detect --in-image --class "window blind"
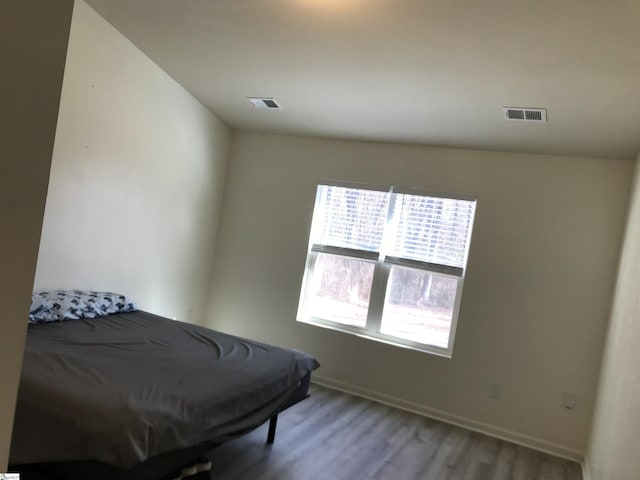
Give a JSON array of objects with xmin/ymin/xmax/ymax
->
[
  {"xmin": 315, "ymin": 185, "xmax": 389, "ymax": 252},
  {"xmin": 390, "ymin": 194, "xmax": 475, "ymax": 268}
]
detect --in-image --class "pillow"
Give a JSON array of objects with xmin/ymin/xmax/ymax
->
[
  {"xmin": 28, "ymin": 290, "xmax": 138, "ymax": 324},
  {"xmin": 29, "ymin": 293, "xmax": 58, "ymax": 323}
]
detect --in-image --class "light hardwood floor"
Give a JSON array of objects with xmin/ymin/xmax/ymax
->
[{"xmin": 211, "ymin": 384, "xmax": 582, "ymax": 480}]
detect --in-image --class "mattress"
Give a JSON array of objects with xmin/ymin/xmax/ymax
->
[{"xmin": 10, "ymin": 311, "xmax": 319, "ymax": 470}]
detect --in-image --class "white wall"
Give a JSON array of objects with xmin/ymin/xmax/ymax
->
[
  {"xmin": 206, "ymin": 131, "xmax": 633, "ymax": 458},
  {"xmin": 586, "ymin": 152, "xmax": 640, "ymax": 480},
  {"xmin": 34, "ymin": 0, "xmax": 230, "ymax": 324},
  {"xmin": 0, "ymin": 0, "xmax": 73, "ymax": 469}
]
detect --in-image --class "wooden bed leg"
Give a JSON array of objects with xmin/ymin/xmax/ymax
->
[{"xmin": 267, "ymin": 414, "xmax": 278, "ymax": 444}]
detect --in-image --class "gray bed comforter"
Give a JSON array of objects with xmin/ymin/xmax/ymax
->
[{"xmin": 10, "ymin": 311, "xmax": 319, "ymax": 469}]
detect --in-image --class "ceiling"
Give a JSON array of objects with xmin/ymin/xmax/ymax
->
[{"xmin": 86, "ymin": 0, "xmax": 640, "ymax": 160}]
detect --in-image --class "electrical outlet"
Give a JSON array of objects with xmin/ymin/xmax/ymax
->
[
  {"xmin": 489, "ymin": 384, "xmax": 501, "ymax": 400},
  {"xmin": 562, "ymin": 393, "xmax": 577, "ymax": 410},
  {"xmin": 187, "ymin": 309, "xmax": 193, "ymax": 322}
]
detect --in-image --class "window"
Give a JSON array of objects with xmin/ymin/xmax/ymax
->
[{"xmin": 297, "ymin": 181, "xmax": 476, "ymax": 356}]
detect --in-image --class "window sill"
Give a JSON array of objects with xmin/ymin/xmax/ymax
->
[{"xmin": 297, "ymin": 316, "xmax": 453, "ymax": 358}]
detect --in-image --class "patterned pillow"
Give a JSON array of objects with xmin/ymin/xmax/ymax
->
[
  {"xmin": 29, "ymin": 294, "xmax": 58, "ymax": 323},
  {"xmin": 29, "ymin": 290, "xmax": 138, "ymax": 324}
]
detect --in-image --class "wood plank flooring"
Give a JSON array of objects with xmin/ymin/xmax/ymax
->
[{"xmin": 211, "ymin": 385, "xmax": 582, "ymax": 480}]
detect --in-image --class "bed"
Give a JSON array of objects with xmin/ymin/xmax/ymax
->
[{"xmin": 10, "ymin": 291, "xmax": 319, "ymax": 480}]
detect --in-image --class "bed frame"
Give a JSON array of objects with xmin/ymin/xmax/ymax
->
[{"xmin": 13, "ymin": 373, "xmax": 312, "ymax": 480}]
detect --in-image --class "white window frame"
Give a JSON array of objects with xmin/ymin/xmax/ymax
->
[{"xmin": 297, "ymin": 180, "xmax": 476, "ymax": 357}]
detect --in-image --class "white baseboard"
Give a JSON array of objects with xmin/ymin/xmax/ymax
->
[{"xmin": 312, "ymin": 374, "xmax": 584, "ymax": 464}]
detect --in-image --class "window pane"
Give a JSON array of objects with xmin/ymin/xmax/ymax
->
[
  {"xmin": 315, "ymin": 185, "xmax": 389, "ymax": 252},
  {"xmin": 306, "ymin": 253, "xmax": 374, "ymax": 328},
  {"xmin": 380, "ymin": 266, "xmax": 458, "ymax": 348},
  {"xmin": 391, "ymin": 194, "xmax": 475, "ymax": 268}
]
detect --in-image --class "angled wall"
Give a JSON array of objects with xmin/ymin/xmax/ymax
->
[
  {"xmin": 0, "ymin": 0, "xmax": 73, "ymax": 469},
  {"xmin": 586, "ymin": 152, "xmax": 640, "ymax": 480},
  {"xmin": 34, "ymin": 1, "xmax": 231, "ymax": 324}
]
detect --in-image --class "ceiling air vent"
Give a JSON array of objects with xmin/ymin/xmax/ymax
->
[
  {"xmin": 503, "ymin": 107, "xmax": 547, "ymax": 122},
  {"xmin": 247, "ymin": 97, "xmax": 282, "ymax": 109}
]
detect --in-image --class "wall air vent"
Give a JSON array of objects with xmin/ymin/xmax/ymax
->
[
  {"xmin": 503, "ymin": 107, "xmax": 547, "ymax": 122},
  {"xmin": 247, "ymin": 97, "xmax": 282, "ymax": 109}
]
